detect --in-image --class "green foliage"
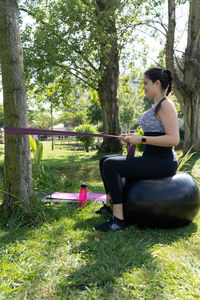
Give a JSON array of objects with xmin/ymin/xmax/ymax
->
[
  {"xmin": 29, "ymin": 135, "xmax": 37, "ymax": 153},
  {"xmin": 119, "ymin": 99, "xmax": 135, "ymax": 128},
  {"xmin": 0, "ymin": 143, "xmax": 200, "ymax": 299},
  {"xmin": 58, "ymin": 103, "xmax": 87, "ymax": 128},
  {"xmin": 20, "ymin": 0, "xmax": 166, "ymax": 152},
  {"xmin": 170, "ymin": 94, "xmax": 184, "ymax": 119},
  {"xmin": 28, "ymin": 109, "xmax": 52, "ymax": 128},
  {"xmin": 71, "ymin": 110, "xmax": 87, "ymax": 127},
  {"xmin": 87, "ymin": 102, "xmax": 102, "ymax": 125},
  {"xmin": 0, "ymin": 105, "xmax": 4, "ymax": 127},
  {"xmin": 21, "ymin": 0, "xmax": 154, "ymax": 103},
  {"xmin": 118, "ymin": 75, "xmax": 145, "ymax": 130},
  {"xmin": 29, "ymin": 136, "xmax": 46, "ymax": 190},
  {"xmin": 29, "ymin": 136, "xmax": 43, "ymax": 166},
  {"xmin": 156, "ymin": 49, "xmax": 165, "ymax": 67},
  {"xmin": 136, "ymin": 126, "xmax": 145, "ymax": 152},
  {"xmin": 74, "ymin": 124, "xmax": 97, "ymax": 152},
  {"xmin": 86, "ymin": 89, "xmax": 102, "ymax": 126},
  {"xmin": 97, "ymin": 122, "xmax": 104, "ymax": 133},
  {"xmin": 177, "ymin": 146, "xmax": 195, "ymax": 172},
  {"xmin": 0, "ymin": 139, "xmax": 46, "ymax": 225},
  {"xmin": 143, "ymin": 97, "xmax": 154, "ymax": 111}
]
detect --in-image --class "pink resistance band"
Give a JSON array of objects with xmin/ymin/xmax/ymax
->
[{"xmin": 4, "ymin": 126, "xmax": 135, "ymax": 156}]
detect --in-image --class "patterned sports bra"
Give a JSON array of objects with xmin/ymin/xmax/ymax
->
[
  {"xmin": 138, "ymin": 97, "xmax": 177, "ymax": 161},
  {"xmin": 139, "ymin": 98, "xmax": 165, "ymax": 133}
]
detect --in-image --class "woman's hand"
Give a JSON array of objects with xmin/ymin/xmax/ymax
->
[{"xmin": 120, "ymin": 133, "xmax": 141, "ymax": 145}]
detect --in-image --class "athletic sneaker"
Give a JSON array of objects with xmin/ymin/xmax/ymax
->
[
  {"xmin": 95, "ymin": 204, "xmax": 112, "ymax": 216},
  {"xmin": 93, "ymin": 216, "xmax": 126, "ymax": 232}
]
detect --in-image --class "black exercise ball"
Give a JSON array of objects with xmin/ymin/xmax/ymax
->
[{"xmin": 123, "ymin": 172, "xmax": 200, "ymax": 228}]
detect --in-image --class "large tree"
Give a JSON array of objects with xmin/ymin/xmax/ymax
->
[
  {"xmin": 20, "ymin": 0, "xmax": 148, "ymax": 153},
  {"xmin": 0, "ymin": 0, "xmax": 33, "ymax": 214},
  {"xmin": 166, "ymin": 0, "xmax": 200, "ymax": 153}
]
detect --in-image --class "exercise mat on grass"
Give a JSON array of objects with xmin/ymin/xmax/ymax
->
[{"xmin": 43, "ymin": 192, "xmax": 106, "ymax": 203}]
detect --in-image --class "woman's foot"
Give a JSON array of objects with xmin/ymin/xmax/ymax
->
[
  {"xmin": 93, "ymin": 216, "xmax": 126, "ymax": 232},
  {"xmin": 95, "ymin": 204, "xmax": 112, "ymax": 216}
]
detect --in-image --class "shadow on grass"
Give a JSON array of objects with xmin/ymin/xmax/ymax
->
[
  {"xmin": 0, "ymin": 199, "xmax": 198, "ymax": 298},
  {"xmin": 55, "ymin": 212, "xmax": 198, "ymax": 297},
  {"xmin": 40, "ymin": 155, "xmax": 104, "ymax": 185},
  {"xmin": 0, "ymin": 202, "xmax": 79, "ymax": 248}
]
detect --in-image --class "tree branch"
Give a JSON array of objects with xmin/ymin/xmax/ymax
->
[
  {"xmin": 74, "ymin": 48, "xmax": 99, "ymax": 72},
  {"xmin": 65, "ymin": 68, "xmax": 97, "ymax": 89},
  {"xmin": 174, "ymin": 54, "xmax": 184, "ymax": 74}
]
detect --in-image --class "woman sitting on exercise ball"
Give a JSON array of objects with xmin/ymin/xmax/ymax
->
[{"xmin": 93, "ymin": 67, "xmax": 180, "ymax": 232}]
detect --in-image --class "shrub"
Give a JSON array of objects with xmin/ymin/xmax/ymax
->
[
  {"xmin": 136, "ymin": 126, "xmax": 145, "ymax": 152},
  {"xmin": 74, "ymin": 124, "xmax": 97, "ymax": 152}
]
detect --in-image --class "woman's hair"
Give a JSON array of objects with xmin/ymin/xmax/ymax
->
[{"xmin": 144, "ymin": 68, "xmax": 173, "ymax": 115}]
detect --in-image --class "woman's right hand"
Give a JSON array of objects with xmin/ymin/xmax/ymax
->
[{"xmin": 119, "ymin": 133, "xmax": 133, "ymax": 142}]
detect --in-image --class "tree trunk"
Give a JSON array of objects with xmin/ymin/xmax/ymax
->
[
  {"xmin": 182, "ymin": 93, "xmax": 200, "ymax": 152},
  {"xmin": 96, "ymin": 0, "xmax": 122, "ymax": 153},
  {"xmin": 0, "ymin": 0, "xmax": 33, "ymax": 214},
  {"xmin": 50, "ymin": 102, "xmax": 54, "ymax": 151},
  {"xmin": 166, "ymin": 0, "xmax": 175, "ymax": 70},
  {"xmin": 167, "ymin": 0, "xmax": 200, "ymax": 153},
  {"xmin": 97, "ymin": 60, "xmax": 122, "ymax": 152}
]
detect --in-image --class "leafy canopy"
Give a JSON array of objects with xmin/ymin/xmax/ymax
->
[{"xmin": 21, "ymin": 0, "xmax": 153, "ymax": 103}]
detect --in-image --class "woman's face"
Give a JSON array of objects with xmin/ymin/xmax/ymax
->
[{"xmin": 143, "ymin": 76, "xmax": 158, "ymax": 99}]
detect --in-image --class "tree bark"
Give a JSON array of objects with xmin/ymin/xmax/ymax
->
[
  {"xmin": 96, "ymin": 0, "xmax": 122, "ymax": 153},
  {"xmin": 167, "ymin": 0, "xmax": 200, "ymax": 153},
  {"xmin": 50, "ymin": 102, "xmax": 54, "ymax": 151},
  {"xmin": 166, "ymin": 0, "xmax": 175, "ymax": 70},
  {"xmin": 0, "ymin": 0, "xmax": 33, "ymax": 214},
  {"xmin": 182, "ymin": 93, "xmax": 200, "ymax": 152}
]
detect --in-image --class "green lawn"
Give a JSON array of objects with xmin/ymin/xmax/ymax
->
[{"xmin": 0, "ymin": 142, "xmax": 200, "ymax": 299}]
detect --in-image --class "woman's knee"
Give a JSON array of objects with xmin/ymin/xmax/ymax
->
[
  {"xmin": 99, "ymin": 155, "xmax": 118, "ymax": 169},
  {"xmin": 103, "ymin": 158, "xmax": 114, "ymax": 173},
  {"xmin": 100, "ymin": 156, "xmax": 109, "ymax": 169}
]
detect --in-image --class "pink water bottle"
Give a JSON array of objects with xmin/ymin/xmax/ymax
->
[{"xmin": 79, "ymin": 183, "xmax": 87, "ymax": 207}]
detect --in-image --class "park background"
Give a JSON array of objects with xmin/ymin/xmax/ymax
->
[{"xmin": 0, "ymin": 0, "xmax": 200, "ymax": 299}]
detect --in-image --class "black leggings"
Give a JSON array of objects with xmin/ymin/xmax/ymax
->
[{"xmin": 100, "ymin": 155, "xmax": 178, "ymax": 204}]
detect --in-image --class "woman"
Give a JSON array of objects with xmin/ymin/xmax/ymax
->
[{"xmin": 93, "ymin": 68, "xmax": 180, "ymax": 232}]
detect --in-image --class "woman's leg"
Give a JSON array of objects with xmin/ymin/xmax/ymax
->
[
  {"xmin": 93, "ymin": 156, "xmax": 178, "ymax": 231},
  {"xmin": 96, "ymin": 155, "xmax": 121, "ymax": 215},
  {"xmin": 99, "ymin": 154, "xmax": 121, "ymax": 197},
  {"xmin": 103, "ymin": 155, "xmax": 178, "ymax": 206},
  {"xmin": 113, "ymin": 204, "xmax": 124, "ymax": 220}
]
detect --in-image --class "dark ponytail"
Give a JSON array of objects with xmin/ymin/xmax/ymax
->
[
  {"xmin": 144, "ymin": 68, "xmax": 173, "ymax": 114},
  {"xmin": 154, "ymin": 97, "xmax": 166, "ymax": 115},
  {"xmin": 164, "ymin": 70, "xmax": 173, "ymax": 96}
]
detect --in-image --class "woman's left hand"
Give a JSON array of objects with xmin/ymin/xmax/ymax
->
[{"xmin": 120, "ymin": 133, "xmax": 141, "ymax": 145}]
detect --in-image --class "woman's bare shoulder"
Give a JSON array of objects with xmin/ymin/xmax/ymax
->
[{"xmin": 162, "ymin": 98, "xmax": 177, "ymax": 112}]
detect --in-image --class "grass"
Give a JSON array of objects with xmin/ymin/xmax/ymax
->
[{"xmin": 0, "ymin": 142, "xmax": 200, "ymax": 299}]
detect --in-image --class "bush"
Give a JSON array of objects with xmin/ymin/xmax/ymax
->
[
  {"xmin": 74, "ymin": 124, "xmax": 97, "ymax": 152},
  {"xmin": 97, "ymin": 122, "xmax": 104, "ymax": 133},
  {"xmin": 136, "ymin": 126, "xmax": 145, "ymax": 152}
]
